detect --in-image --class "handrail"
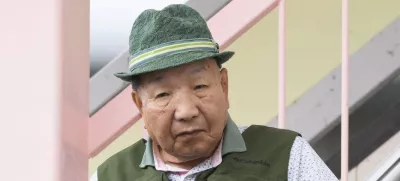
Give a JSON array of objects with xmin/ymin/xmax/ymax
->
[{"xmin": 367, "ymin": 147, "xmax": 400, "ymax": 181}]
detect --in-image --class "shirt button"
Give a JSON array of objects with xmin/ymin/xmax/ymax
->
[{"xmin": 185, "ymin": 175, "xmax": 193, "ymax": 181}]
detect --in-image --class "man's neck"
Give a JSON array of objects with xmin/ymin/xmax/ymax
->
[
  {"xmin": 160, "ymin": 154, "xmax": 208, "ymax": 170},
  {"xmin": 157, "ymin": 143, "xmax": 220, "ymax": 170}
]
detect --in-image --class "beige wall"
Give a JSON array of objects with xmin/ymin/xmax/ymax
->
[{"xmin": 89, "ymin": 0, "xmax": 400, "ymax": 177}]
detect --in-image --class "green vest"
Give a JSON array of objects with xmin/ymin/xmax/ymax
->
[{"xmin": 98, "ymin": 125, "xmax": 299, "ymax": 181}]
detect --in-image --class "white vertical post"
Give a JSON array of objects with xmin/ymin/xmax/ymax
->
[
  {"xmin": 278, "ymin": 0, "xmax": 286, "ymax": 129},
  {"xmin": 341, "ymin": 0, "xmax": 349, "ymax": 180},
  {"xmin": 0, "ymin": 0, "xmax": 89, "ymax": 180}
]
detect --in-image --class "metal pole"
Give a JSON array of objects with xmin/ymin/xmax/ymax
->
[
  {"xmin": 341, "ymin": 0, "xmax": 349, "ymax": 179},
  {"xmin": 278, "ymin": 0, "xmax": 286, "ymax": 129}
]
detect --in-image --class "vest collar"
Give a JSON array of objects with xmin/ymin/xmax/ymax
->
[{"xmin": 139, "ymin": 115, "xmax": 247, "ymax": 168}]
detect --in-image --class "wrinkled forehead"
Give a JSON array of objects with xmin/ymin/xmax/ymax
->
[{"xmin": 139, "ymin": 58, "xmax": 219, "ymax": 84}]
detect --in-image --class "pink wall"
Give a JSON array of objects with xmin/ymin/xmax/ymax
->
[{"xmin": 0, "ymin": 0, "xmax": 89, "ymax": 180}]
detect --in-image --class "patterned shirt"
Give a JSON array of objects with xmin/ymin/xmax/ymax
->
[{"xmin": 90, "ymin": 122, "xmax": 338, "ymax": 181}]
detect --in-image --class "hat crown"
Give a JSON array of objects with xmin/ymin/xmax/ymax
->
[
  {"xmin": 113, "ymin": 4, "xmax": 234, "ymax": 82},
  {"xmin": 129, "ymin": 4, "xmax": 214, "ymax": 55}
]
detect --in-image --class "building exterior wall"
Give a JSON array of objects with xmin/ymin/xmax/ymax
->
[{"xmin": 89, "ymin": 0, "xmax": 400, "ymax": 177}]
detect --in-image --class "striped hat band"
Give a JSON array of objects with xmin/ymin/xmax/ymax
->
[{"xmin": 129, "ymin": 38, "xmax": 219, "ymax": 71}]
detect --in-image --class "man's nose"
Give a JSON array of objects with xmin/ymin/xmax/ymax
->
[{"xmin": 173, "ymin": 94, "xmax": 199, "ymax": 121}]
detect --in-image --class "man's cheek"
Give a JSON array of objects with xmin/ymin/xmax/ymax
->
[{"xmin": 153, "ymin": 123, "xmax": 172, "ymax": 140}]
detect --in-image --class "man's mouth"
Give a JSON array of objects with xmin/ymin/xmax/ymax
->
[{"xmin": 176, "ymin": 129, "xmax": 203, "ymax": 137}]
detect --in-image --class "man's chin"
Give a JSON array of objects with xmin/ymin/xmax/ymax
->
[
  {"xmin": 173, "ymin": 144, "xmax": 215, "ymax": 159},
  {"xmin": 171, "ymin": 136, "xmax": 220, "ymax": 159}
]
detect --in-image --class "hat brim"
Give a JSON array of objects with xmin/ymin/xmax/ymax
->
[{"xmin": 114, "ymin": 51, "xmax": 235, "ymax": 82}]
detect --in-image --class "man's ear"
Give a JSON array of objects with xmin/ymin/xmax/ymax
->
[
  {"xmin": 220, "ymin": 68, "xmax": 229, "ymax": 108},
  {"xmin": 131, "ymin": 91, "xmax": 143, "ymax": 114}
]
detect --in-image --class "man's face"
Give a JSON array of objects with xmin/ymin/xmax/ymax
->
[{"xmin": 131, "ymin": 58, "xmax": 229, "ymax": 161}]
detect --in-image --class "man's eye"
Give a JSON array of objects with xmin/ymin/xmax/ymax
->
[
  {"xmin": 194, "ymin": 85, "xmax": 207, "ymax": 90},
  {"xmin": 156, "ymin": 92, "xmax": 170, "ymax": 98}
]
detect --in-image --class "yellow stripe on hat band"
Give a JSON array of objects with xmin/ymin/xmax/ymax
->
[{"xmin": 129, "ymin": 40, "xmax": 218, "ymax": 69}]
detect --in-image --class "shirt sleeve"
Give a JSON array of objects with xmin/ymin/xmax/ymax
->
[
  {"xmin": 89, "ymin": 170, "xmax": 98, "ymax": 181},
  {"xmin": 288, "ymin": 136, "xmax": 338, "ymax": 181}
]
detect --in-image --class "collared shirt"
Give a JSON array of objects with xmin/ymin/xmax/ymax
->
[{"xmin": 90, "ymin": 119, "xmax": 338, "ymax": 181}]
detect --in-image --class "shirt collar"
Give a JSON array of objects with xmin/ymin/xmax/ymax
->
[
  {"xmin": 221, "ymin": 116, "xmax": 247, "ymax": 155},
  {"xmin": 139, "ymin": 115, "xmax": 247, "ymax": 168}
]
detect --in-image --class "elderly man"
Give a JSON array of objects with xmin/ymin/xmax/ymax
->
[{"xmin": 91, "ymin": 4, "xmax": 338, "ymax": 181}]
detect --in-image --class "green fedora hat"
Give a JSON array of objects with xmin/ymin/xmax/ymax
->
[{"xmin": 114, "ymin": 4, "xmax": 235, "ymax": 82}]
